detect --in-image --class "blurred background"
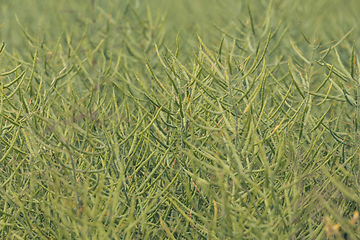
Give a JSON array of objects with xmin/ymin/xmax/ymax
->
[{"xmin": 1, "ymin": 0, "xmax": 359, "ymax": 51}]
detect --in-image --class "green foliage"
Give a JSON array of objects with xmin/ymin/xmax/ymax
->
[{"xmin": 1, "ymin": 0, "xmax": 360, "ymax": 239}]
